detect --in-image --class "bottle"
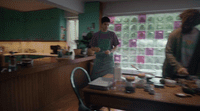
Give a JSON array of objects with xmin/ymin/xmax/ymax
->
[
  {"xmin": 58, "ymin": 49, "xmax": 63, "ymax": 58},
  {"xmin": 114, "ymin": 62, "xmax": 121, "ymax": 82},
  {"xmin": 113, "ymin": 62, "xmax": 122, "ymax": 90}
]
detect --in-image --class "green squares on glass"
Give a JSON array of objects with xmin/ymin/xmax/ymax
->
[
  {"xmin": 130, "ymin": 32, "xmax": 137, "ymax": 39},
  {"xmin": 122, "ymin": 40, "xmax": 129, "ymax": 47},
  {"xmin": 122, "ymin": 16, "xmax": 130, "ymax": 24},
  {"xmin": 130, "ymin": 16, "xmax": 138, "ymax": 23},
  {"xmin": 147, "ymin": 31, "xmax": 155, "ymax": 39},
  {"xmin": 137, "ymin": 48, "xmax": 145, "ymax": 55},
  {"xmin": 146, "ymin": 56, "xmax": 154, "ymax": 63},
  {"xmin": 138, "ymin": 23, "xmax": 146, "ymax": 31},
  {"xmin": 122, "ymin": 55, "xmax": 129, "ymax": 62},
  {"xmin": 115, "ymin": 17, "xmax": 122, "ymax": 24},
  {"xmin": 130, "ymin": 48, "xmax": 137, "ymax": 55},
  {"xmin": 109, "ymin": 24, "xmax": 114, "ymax": 31},
  {"xmin": 122, "ymin": 63, "xmax": 129, "ymax": 68},
  {"xmin": 123, "ymin": 24, "xmax": 129, "ymax": 31},
  {"xmin": 137, "ymin": 64, "xmax": 145, "ymax": 70},
  {"xmin": 145, "ymin": 64, "xmax": 154, "ymax": 69},
  {"xmin": 156, "ymin": 14, "xmax": 165, "ymax": 23},
  {"xmin": 115, "ymin": 32, "xmax": 121, "ymax": 38},
  {"xmin": 147, "ymin": 23, "xmax": 154, "ymax": 30},
  {"xmin": 165, "ymin": 14, "xmax": 174, "ymax": 22},
  {"xmin": 130, "ymin": 24, "xmax": 137, "ymax": 31},
  {"xmin": 147, "ymin": 14, "xmax": 155, "ymax": 23},
  {"xmin": 164, "ymin": 30, "xmax": 172, "ymax": 39},
  {"xmin": 156, "ymin": 23, "xmax": 164, "ymax": 30},
  {"xmin": 165, "ymin": 23, "xmax": 173, "ymax": 30},
  {"xmin": 123, "ymin": 31, "xmax": 129, "ymax": 39}
]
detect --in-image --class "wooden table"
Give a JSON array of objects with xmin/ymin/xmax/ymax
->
[{"xmin": 83, "ymin": 74, "xmax": 200, "ymax": 111}]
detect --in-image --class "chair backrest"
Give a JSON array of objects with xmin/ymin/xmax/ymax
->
[{"xmin": 70, "ymin": 67, "xmax": 91, "ymax": 105}]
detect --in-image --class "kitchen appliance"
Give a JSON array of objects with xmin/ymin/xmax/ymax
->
[
  {"xmin": 50, "ymin": 45, "xmax": 61, "ymax": 54},
  {"xmin": 8, "ymin": 51, "xmax": 18, "ymax": 72},
  {"xmin": 0, "ymin": 46, "xmax": 3, "ymax": 53},
  {"xmin": 9, "ymin": 55, "xmax": 16, "ymax": 72},
  {"xmin": 0, "ymin": 54, "xmax": 5, "ymax": 69},
  {"xmin": 21, "ymin": 58, "xmax": 33, "ymax": 66}
]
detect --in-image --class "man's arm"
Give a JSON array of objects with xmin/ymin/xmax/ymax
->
[
  {"xmin": 165, "ymin": 31, "xmax": 187, "ymax": 74},
  {"xmin": 110, "ymin": 46, "xmax": 118, "ymax": 53},
  {"xmin": 104, "ymin": 46, "xmax": 117, "ymax": 55}
]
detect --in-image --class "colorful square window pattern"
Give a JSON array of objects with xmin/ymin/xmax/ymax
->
[{"xmin": 110, "ymin": 12, "xmax": 181, "ymax": 71}]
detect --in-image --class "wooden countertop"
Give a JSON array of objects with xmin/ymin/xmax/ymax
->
[
  {"xmin": 83, "ymin": 74, "xmax": 200, "ymax": 109},
  {"xmin": 0, "ymin": 55, "xmax": 95, "ymax": 82},
  {"xmin": 3, "ymin": 53, "xmax": 58, "ymax": 57}
]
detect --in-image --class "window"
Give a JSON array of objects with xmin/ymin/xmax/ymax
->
[
  {"xmin": 67, "ymin": 19, "xmax": 79, "ymax": 51},
  {"xmin": 109, "ymin": 12, "xmax": 184, "ymax": 77}
]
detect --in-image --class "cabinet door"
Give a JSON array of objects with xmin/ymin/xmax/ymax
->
[
  {"xmin": 0, "ymin": 19, "xmax": 5, "ymax": 40},
  {"xmin": 40, "ymin": 19, "xmax": 60, "ymax": 40},
  {"xmin": 3, "ymin": 20, "xmax": 24, "ymax": 40},
  {"xmin": 25, "ymin": 19, "xmax": 60, "ymax": 41}
]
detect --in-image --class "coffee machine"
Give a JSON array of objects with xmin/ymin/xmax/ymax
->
[{"xmin": 50, "ymin": 45, "xmax": 61, "ymax": 54}]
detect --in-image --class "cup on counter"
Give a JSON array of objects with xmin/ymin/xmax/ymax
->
[{"xmin": 82, "ymin": 48, "xmax": 88, "ymax": 55}]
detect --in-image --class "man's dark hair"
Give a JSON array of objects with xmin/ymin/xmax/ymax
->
[
  {"xmin": 180, "ymin": 9, "xmax": 200, "ymax": 34},
  {"xmin": 101, "ymin": 17, "xmax": 110, "ymax": 24}
]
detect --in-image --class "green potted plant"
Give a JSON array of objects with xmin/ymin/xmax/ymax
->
[{"xmin": 74, "ymin": 31, "xmax": 94, "ymax": 55}]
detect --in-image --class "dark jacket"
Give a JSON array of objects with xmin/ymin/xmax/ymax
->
[{"xmin": 162, "ymin": 28, "xmax": 200, "ymax": 79}]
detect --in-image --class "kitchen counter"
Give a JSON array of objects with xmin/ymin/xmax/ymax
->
[
  {"xmin": 0, "ymin": 55, "xmax": 95, "ymax": 81},
  {"xmin": 0, "ymin": 55, "xmax": 95, "ymax": 111},
  {"xmin": 3, "ymin": 53, "xmax": 58, "ymax": 57}
]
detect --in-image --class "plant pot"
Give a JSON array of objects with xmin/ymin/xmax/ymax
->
[
  {"xmin": 74, "ymin": 49, "xmax": 82, "ymax": 55},
  {"xmin": 87, "ymin": 48, "xmax": 95, "ymax": 56}
]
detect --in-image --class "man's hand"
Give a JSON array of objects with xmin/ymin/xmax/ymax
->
[
  {"xmin": 177, "ymin": 68, "xmax": 189, "ymax": 75},
  {"xmin": 105, "ymin": 50, "xmax": 111, "ymax": 55}
]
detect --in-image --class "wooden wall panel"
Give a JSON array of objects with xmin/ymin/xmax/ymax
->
[{"xmin": 0, "ymin": 60, "xmax": 92, "ymax": 111}]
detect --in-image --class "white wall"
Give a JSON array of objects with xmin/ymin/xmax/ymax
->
[
  {"xmin": 39, "ymin": 0, "xmax": 84, "ymax": 14},
  {"xmin": 103, "ymin": 0, "xmax": 200, "ymax": 16}
]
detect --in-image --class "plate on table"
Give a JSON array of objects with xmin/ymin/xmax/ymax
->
[
  {"xmin": 176, "ymin": 74, "xmax": 189, "ymax": 78},
  {"xmin": 175, "ymin": 93, "xmax": 192, "ymax": 97}
]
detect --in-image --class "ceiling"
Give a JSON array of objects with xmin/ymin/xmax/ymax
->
[
  {"xmin": 0, "ymin": 0, "xmax": 55, "ymax": 12},
  {"xmin": 0, "ymin": 0, "xmax": 134, "ymax": 17},
  {"xmin": 83, "ymin": 0, "xmax": 133, "ymax": 2},
  {"xmin": 0, "ymin": 0, "xmax": 134, "ymax": 12}
]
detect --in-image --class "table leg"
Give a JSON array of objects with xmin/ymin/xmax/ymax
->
[{"xmin": 84, "ymin": 92, "xmax": 91, "ymax": 108}]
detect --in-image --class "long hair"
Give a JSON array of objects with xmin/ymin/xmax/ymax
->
[{"xmin": 179, "ymin": 9, "xmax": 200, "ymax": 34}]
